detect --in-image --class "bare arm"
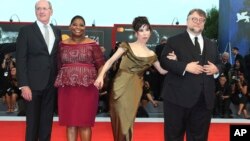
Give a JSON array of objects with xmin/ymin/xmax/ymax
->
[
  {"xmin": 1, "ymin": 59, "xmax": 6, "ymax": 69},
  {"xmin": 153, "ymin": 61, "xmax": 168, "ymax": 75},
  {"xmin": 238, "ymin": 81, "xmax": 248, "ymax": 95},
  {"xmin": 153, "ymin": 51, "xmax": 177, "ymax": 75},
  {"xmin": 146, "ymin": 93, "xmax": 158, "ymax": 107},
  {"xmin": 94, "ymin": 47, "xmax": 125, "ymax": 89}
]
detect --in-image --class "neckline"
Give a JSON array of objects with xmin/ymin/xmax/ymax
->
[
  {"xmin": 71, "ymin": 36, "xmax": 86, "ymax": 43},
  {"xmin": 126, "ymin": 42, "xmax": 155, "ymax": 58},
  {"xmin": 61, "ymin": 42, "xmax": 96, "ymax": 45}
]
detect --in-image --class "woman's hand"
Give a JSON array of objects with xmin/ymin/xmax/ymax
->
[
  {"xmin": 167, "ymin": 51, "xmax": 177, "ymax": 60},
  {"xmin": 94, "ymin": 77, "xmax": 104, "ymax": 90}
]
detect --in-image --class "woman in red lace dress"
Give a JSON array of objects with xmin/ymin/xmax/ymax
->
[{"xmin": 54, "ymin": 15, "xmax": 105, "ymax": 141}]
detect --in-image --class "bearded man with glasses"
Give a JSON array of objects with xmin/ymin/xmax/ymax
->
[{"xmin": 160, "ymin": 8, "xmax": 221, "ymax": 141}]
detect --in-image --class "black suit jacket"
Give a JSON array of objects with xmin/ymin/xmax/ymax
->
[
  {"xmin": 235, "ymin": 54, "xmax": 243, "ymax": 62},
  {"xmin": 16, "ymin": 22, "xmax": 61, "ymax": 90},
  {"xmin": 155, "ymin": 43, "xmax": 166, "ymax": 60},
  {"xmin": 160, "ymin": 31, "xmax": 221, "ymax": 109}
]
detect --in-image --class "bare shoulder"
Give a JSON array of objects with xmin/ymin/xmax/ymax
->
[
  {"xmin": 84, "ymin": 38, "xmax": 96, "ymax": 44},
  {"xmin": 62, "ymin": 38, "xmax": 71, "ymax": 44}
]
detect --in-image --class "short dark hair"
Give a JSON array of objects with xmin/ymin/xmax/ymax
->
[
  {"xmin": 70, "ymin": 15, "xmax": 85, "ymax": 26},
  {"xmin": 187, "ymin": 8, "xmax": 206, "ymax": 19},
  {"xmin": 232, "ymin": 47, "xmax": 239, "ymax": 51},
  {"xmin": 132, "ymin": 16, "xmax": 152, "ymax": 32}
]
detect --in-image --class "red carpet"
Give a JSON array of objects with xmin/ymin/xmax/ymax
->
[{"xmin": 0, "ymin": 121, "xmax": 230, "ymax": 141}]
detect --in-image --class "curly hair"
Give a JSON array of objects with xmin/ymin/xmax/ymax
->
[
  {"xmin": 70, "ymin": 15, "xmax": 86, "ymax": 26},
  {"xmin": 132, "ymin": 16, "xmax": 152, "ymax": 32}
]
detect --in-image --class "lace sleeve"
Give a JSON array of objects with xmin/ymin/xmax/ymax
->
[{"xmin": 92, "ymin": 44, "xmax": 105, "ymax": 69}]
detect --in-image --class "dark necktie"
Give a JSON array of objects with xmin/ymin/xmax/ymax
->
[{"xmin": 194, "ymin": 37, "xmax": 201, "ymax": 54}]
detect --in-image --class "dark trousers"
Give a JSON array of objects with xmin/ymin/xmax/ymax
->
[
  {"xmin": 25, "ymin": 83, "xmax": 56, "ymax": 141},
  {"xmin": 164, "ymin": 95, "xmax": 212, "ymax": 141}
]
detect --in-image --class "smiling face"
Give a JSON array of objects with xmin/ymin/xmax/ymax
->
[
  {"xmin": 69, "ymin": 18, "xmax": 85, "ymax": 38},
  {"xmin": 186, "ymin": 9, "xmax": 206, "ymax": 35},
  {"xmin": 35, "ymin": 0, "xmax": 53, "ymax": 24}
]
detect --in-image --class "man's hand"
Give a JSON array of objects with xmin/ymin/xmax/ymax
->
[
  {"xmin": 185, "ymin": 61, "xmax": 204, "ymax": 74},
  {"xmin": 203, "ymin": 61, "xmax": 219, "ymax": 75},
  {"xmin": 21, "ymin": 86, "xmax": 32, "ymax": 101}
]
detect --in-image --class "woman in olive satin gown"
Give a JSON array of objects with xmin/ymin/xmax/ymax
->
[{"xmin": 94, "ymin": 16, "xmax": 175, "ymax": 141}]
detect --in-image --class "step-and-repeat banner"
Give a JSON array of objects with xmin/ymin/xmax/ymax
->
[
  {"xmin": 0, "ymin": 22, "xmax": 186, "ymax": 58},
  {"xmin": 219, "ymin": 0, "xmax": 250, "ymax": 56}
]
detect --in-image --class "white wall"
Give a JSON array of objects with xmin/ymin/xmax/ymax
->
[{"xmin": 0, "ymin": 0, "xmax": 218, "ymax": 26}]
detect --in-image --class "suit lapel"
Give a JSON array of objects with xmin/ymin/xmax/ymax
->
[
  {"xmin": 32, "ymin": 22, "xmax": 49, "ymax": 53},
  {"xmin": 202, "ymin": 37, "xmax": 208, "ymax": 62}
]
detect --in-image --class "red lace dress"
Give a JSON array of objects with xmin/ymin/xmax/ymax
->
[{"xmin": 54, "ymin": 42, "xmax": 105, "ymax": 127}]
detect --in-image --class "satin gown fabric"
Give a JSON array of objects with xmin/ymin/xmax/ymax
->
[{"xmin": 110, "ymin": 42, "xmax": 157, "ymax": 141}]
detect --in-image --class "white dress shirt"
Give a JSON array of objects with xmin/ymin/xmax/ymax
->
[
  {"xmin": 36, "ymin": 20, "xmax": 55, "ymax": 54},
  {"xmin": 188, "ymin": 32, "xmax": 204, "ymax": 54}
]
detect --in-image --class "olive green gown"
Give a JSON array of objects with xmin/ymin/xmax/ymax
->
[{"xmin": 110, "ymin": 42, "xmax": 157, "ymax": 141}]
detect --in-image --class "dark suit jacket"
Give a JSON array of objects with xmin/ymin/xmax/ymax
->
[
  {"xmin": 16, "ymin": 22, "xmax": 61, "ymax": 90},
  {"xmin": 160, "ymin": 31, "xmax": 221, "ymax": 110},
  {"xmin": 235, "ymin": 54, "xmax": 243, "ymax": 63},
  {"xmin": 155, "ymin": 43, "xmax": 166, "ymax": 60}
]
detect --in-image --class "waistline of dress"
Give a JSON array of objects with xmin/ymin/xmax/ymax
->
[
  {"xmin": 62, "ymin": 63, "xmax": 94, "ymax": 68},
  {"xmin": 119, "ymin": 69, "xmax": 144, "ymax": 78}
]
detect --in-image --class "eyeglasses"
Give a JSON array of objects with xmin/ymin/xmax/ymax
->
[
  {"xmin": 190, "ymin": 17, "xmax": 206, "ymax": 23},
  {"xmin": 36, "ymin": 7, "xmax": 51, "ymax": 11}
]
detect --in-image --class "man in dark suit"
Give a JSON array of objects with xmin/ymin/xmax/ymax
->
[
  {"xmin": 160, "ymin": 9, "xmax": 221, "ymax": 141},
  {"xmin": 232, "ymin": 47, "xmax": 244, "ymax": 64},
  {"xmin": 155, "ymin": 37, "xmax": 168, "ymax": 60},
  {"xmin": 16, "ymin": 0, "xmax": 61, "ymax": 141}
]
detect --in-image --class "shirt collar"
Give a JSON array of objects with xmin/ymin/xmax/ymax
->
[
  {"xmin": 36, "ymin": 20, "xmax": 50, "ymax": 28},
  {"xmin": 187, "ymin": 30, "xmax": 202, "ymax": 40}
]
